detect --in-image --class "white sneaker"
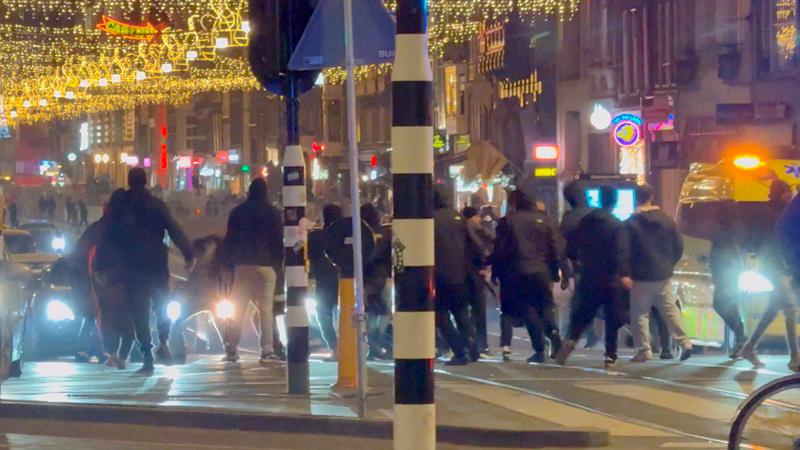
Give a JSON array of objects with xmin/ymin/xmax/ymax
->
[{"xmin": 630, "ymin": 350, "xmax": 652, "ymax": 363}]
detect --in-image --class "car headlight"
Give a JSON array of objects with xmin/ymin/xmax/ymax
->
[
  {"xmin": 215, "ymin": 299, "xmax": 234, "ymax": 320},
  {"xmin": 51, "ymin": 237, "xmax": 66, "ymax": 251},
  {"xmin": 46, "ymin": 300, "xmax": 75, "ymax": 321},
  {"xmin": 166, "ymin": 300, "xmax": 182, "ymax": 322},
  {"xmin": 304, "ymin": 297, "xmax": 317, "ymax": 315},
  {"xmin": 738, "ymin": 270, "xmax": 774, "ymax": 294}
]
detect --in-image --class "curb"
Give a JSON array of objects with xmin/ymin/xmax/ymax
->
[{"xmin": 0, "ymin": 400, "xmax": 609, "ymax": 448}]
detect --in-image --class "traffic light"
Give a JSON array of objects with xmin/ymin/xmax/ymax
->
[
  {"xmin": 241, "ymin": 164, "xmax": 251, "ymax": 173},
  {"xmin": 248, "ymin": 0, "xmax": 319, "ymax": 96}
]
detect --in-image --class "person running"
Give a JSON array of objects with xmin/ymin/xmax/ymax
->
[
  {"xmin": 556, "ymin": 186, "xmax": 629, "ymax": 367},
  {"xmin": 433, "ymin": 185, "xmax": 478, "ymax": 366},
  {"xmin": 708, "ymin": 201, "xmax": 748, "ymax": 358},
  {"xmin": 463, "ymin": 206, "xmax": 494, "ymax": 356},
  {"xmin": 108, "ymin": 168, "xmax": 194, "ymax": 375},
  {"xmin": 741, "ymin": 180, "xmax": 797, "ymax": 370},
  {"xmin": 308, "ymin": 204, "xmax": 342, "ymax": 359},
  {"xmin": 217, "ymin": 178, "xmax": 283, "ymax": 365},
  {"xmin": 625, "ymin": 184, "xmax": 693, "ymax": 363},
  {"xmin": 493, "ymin": 190, "xmax": 565, "ymax": 363}
]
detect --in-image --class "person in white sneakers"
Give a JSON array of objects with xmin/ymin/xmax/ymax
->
[{"xmin": 624, "ymin": 184, "xmax": 693, "ymax": 363}]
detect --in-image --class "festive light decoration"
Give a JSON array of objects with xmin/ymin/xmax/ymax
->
[{"xmin": 96, "ymin": 16, "xmax": 163, "ymax": 42}]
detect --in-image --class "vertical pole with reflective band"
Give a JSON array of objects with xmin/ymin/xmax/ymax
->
[
  {"xmin": 392, "ymin": 1, "xmax": 435, "ymax": 449},
  {"xmin": 284, "ymin": 75, "xmax": 310, "ymax": 395}
]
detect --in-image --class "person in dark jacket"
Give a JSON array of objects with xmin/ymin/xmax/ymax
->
[
  {"xmin": 433, "ymin": 185, "xmax": 478, "ymax": 366},
  {"xmin": 218, "ymin": 178, "xmax": 283, "ymax": 365},
  {"xmin": 308, "ymin": 204, "xmax": 343, "ymax": 358},
  {"xmin": 362, "ymin": 203, "xmax": 392, "ymax": 359},
  {"xmin": 65, "ymin": 196, "xmax": 77, "ymax": 227},
  {"xmin": 78, "ymin": 199, "xmax": 89, "ymax": 227},
  {"xmin": 463, "ymin": 206, "xmax": 494, "ymax": 355},
  {"xmin": 108, "ymin": 168, "xmax": 194, "ymax": 374},
  {"xmin": 7, "ymin": 201, "xmax": 18, "ymax": 228},
  {"xmin": 556, "ymin": 186, "xmax": 629, "ymax": 367},
  {"xmin": 492, "ymin": 190, "xmax": 565, "ymax": 363},
  {"xmin": 741, "ymin": 180, "xmax": 797, "ymax": 370},
  {"xmin": 78, "ymin": 189, "xmax": 134, "ymax": 369},
  {"xmin": 625, "ymin": 184, "xmax": 692, "ymax": 363},
  {"xmin": 709, "ymin": 201, "xmax": 747, "ymax": 358}
]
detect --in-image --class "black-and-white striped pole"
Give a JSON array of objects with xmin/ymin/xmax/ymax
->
[
  {"xmin": 284, "ymin": 76, "xmax": 310, "ymax": 395},
  {"xmin": 392, "ymin": 1, "xmax": 435, "ymax": 448}
]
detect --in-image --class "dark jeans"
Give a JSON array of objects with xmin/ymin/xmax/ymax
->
[
  {"xmin": 518, "ymin": 272, "xmax": 561, "ymax": 354},
  {"xmin": 435, "ymin": 281, "xmax": 476, "ymax": 359},
  {"xmin": 315, "ymin": 278, "xmax": 338, "ymax": 351},
  {"xmin": 124, "ymin": 273, "xmax": 168, "ymax": 358},
  {"xmin": 712, "ymin": 277, "xmax": 745, "ymax": 344},
  {"xmin": 466, "ymin": 272, "xmax": 488, "ymax": 350},
  {"xmin": 568, "ymin": 275, "xmax": 628, "ymax": 359}
]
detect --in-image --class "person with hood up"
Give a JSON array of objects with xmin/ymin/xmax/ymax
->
[
  {"xmin": 556, "ymin": 186, "xmax": 629, "ymax": 367},
  {"xmin": 108, "ymin": 168, "xmax": 194, "ymax": 374},
  {"xmin": 308, "ymin": 203, "xmax": 343, "ymax": 358},
  {"xmin": 492, "ymin": 189, "xmax": 565, "ymax": 363},
  {"xmin": 741, "ymin": 180, "xmax": 798, "ymax": 370},
  {"xmin": 624, "ymin": 184, "xmax": 693, "ymax": 363},
  {"xmin": 433, "ymin": 185, "xmax": 478, "ymax": 366},
  {"xmin": 218, "ymin": 178, "xmax": 284, "ymax": 365}
]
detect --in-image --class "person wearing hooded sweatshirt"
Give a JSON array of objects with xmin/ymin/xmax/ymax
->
[
  {"xmin": 741, "ymin": 180, "xmax": 798, "ymax": 370},
  {"xmin": 556, "ymin": 186, "xmax": 629, "ymax": 367},
  {"xmin": 433, "ymin": 185, "xmax": 478, "ymax": 366},
  {"xmin": 624, "ymin": 184, "xmax": 693, "ymax": 363},
  {"xmin": 218, "ymin": 178, "xmax": 284, "ymax": 365},
  {"xmin": 109, "ymin": 168, "xmax": 194, "ymax": 375},
  {"xmin": 308, "ymin": 203, "xmax": 343, "ymax": 358}
]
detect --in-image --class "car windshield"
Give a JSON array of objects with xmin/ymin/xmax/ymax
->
[{"xmin": 4, "ymin": 234, "xmax": 35, "ymax": 254}]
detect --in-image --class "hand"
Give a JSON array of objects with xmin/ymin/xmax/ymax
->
[
  {"xmin": 620, "ymin": 276, "xmax": 634, "ymax": 290},
  {"xmin": 560, "ymin": 277, "xmax": 570, "ymax": 291}
]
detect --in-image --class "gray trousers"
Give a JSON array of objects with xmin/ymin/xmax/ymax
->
[
  {"xmin": 630, "ymin": 279, "xmax": 691, "ymax": 353},
  {"xmin": 229, "ymin": 265, "xmax": 277, "ymax": 355}
]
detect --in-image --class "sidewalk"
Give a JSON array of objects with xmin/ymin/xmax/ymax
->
[{"xmin": 0, "ymin": 356, "xmax": 608, "ymax": 448}]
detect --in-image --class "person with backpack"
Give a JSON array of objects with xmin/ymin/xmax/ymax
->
[{"xmin": 624, "ymin": 184, "xmax": 693, "ymax": 363}]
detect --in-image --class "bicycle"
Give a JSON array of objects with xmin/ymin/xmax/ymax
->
[{"xmin": 729, "ymin": 373, "xmax": 800, "ymax": 449}]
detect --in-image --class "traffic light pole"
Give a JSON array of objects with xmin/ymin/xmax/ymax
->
[
  {"xmin": 392, "ymin": 1, "xmax": 435, "ymax": 449},
  {"xmin": 284, "ymin": 73, "xmax": 310, "ymax": 395}
]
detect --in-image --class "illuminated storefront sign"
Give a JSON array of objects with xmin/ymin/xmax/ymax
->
[
  {"xmin": 612, "ymin": 113, "xmax": 643, "ymax": 126},
  {"xmin": 613, "ymin": 120, "xmax": 641, "ymax": 147},
  {"xmin": 533, "ymin": 144, "xmax": 559, "ymax": 161},
  {"xmin": 534, "ymin": 167, "xmax": 558, "ymax": 177},
  {"xmin": 97, "ymin": 16, "xmax": 162, "ymax": 42}
]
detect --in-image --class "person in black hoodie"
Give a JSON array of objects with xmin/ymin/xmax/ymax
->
[
  {"xmin": 308, "ymin": 203, "xmax": 343, "ymax": 358},
  {"xmin": 433, "ymin": 185, "xmax": 478, "ymax": 366},
  {"xmin": 493, "ymin": 190, "xmax": 565, "ymax": 363},
  {"xmin": 556, "ymin": 186, "xmax": 629, "ymax": 367},
  {"xmin": 361, "ymin": 203, "xmax": 392, "ymax": 359},
  {"xmin": 624, "ymin": 184, "xmax": 693, "ymax": 363},
  {"xmin": 218, "ymin": 178, "xmax": 284, "ymax": 365}
]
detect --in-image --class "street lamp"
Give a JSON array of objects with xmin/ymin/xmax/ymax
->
[
  {"xmin": 102, "ymin": 154, "xmax": 110, "ymax": 164},
  {"xmin": 94, "ymin": 154, "xmax": 102, "ymax": 164}
]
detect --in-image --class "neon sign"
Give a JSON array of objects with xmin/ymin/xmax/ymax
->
[
  {"xmin": 97, "ymin": 16, "xmax": 163, "ymax": 42},
  {"xmin": 614, "ymin": 121, "xmax": 641, "ymax": 147},
  {"xmin": 612, "ymin": 113, "xmax": 643, "ymax": 126}
]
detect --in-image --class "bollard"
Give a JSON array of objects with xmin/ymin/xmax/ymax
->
[
  {"xmin": 392, "ymin": 1, "xmax": 436, "ymax": 449},
  {"xmin": 334, "ymin": 278, "xmax": 358, "ymax": 390}
]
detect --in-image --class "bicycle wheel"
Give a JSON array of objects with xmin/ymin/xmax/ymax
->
[{"xmin": 729, "ymin": 374, "xmax": 800, "ymax": 450}]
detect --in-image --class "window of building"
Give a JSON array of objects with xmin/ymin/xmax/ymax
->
[
  {"xmin": 326, "ymin": 100, "xmax": 342, "ymax": 143},
  {"xmin": 444, "ymin": 65, "xmax": 458, "ymax": 117},
  {"xmin": 773, "ymin": 0, "xmax": 798, "ymax": 70},
  {"xmin": 458, "ymin": 73, "xmax": 467, "ymax": 116}
]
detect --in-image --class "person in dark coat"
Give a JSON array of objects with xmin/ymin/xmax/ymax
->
[
  {"xmin": 7, "ymin": 201, "xmax": 18, "ymax": 228},
  {"xmin": 361, "ymin": 203, "xmax": 393, "ymax": 359},
  {"xmin": 625, "ymin": 184, "xmax": 692, "ymax": 363},
  {"xmin": 741, "ymin": 180, "xmax": 797, "ymax": 370},
  {"xmin": 77, "ymin": 189, "xmax": 134, "ymax": 369},
  {"xmin": 556, "ymin": 185, "xmax": 629, "ymax": 367},
  {"xmin": 108, "ymin": 168, "xmax": 194, "ymax": 374},
  {"xmin": 492, "ymin": 190, "xmax": 566, "ymax": 363},
  {"xmin": 78, "ymin": 199, "xmax": 89, "ymax": 227},
  {"xmin": 463, "ymin": 206, "xmax": 494, "ymax": 355},
  {"xmin": 65, "ymin": 196, "xmax": 77, "ymax": 226},
  {"xmin": 308, "ymin": 204, "xmax": 343, "ymax": 358},
  {"xmin": 433, "ymin": 185, "xmax": 478, "ymax": 366},
  {"xmin": 217, "ymin": 178, "xmax": 283, "ymax": 365}
]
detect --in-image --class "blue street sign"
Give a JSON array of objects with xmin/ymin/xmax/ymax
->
[{"xmin": 288, "ymin": 0, "xmax": 395, "ymax": 70}]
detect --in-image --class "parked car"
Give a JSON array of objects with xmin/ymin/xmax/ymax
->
[
  {"xmin": 0, "ymin": 233, "xmax": 38, "ymax": 381},
  {"xmin": 19, "ymin": 221, "xmax": 68, "ymax": 255},
  {"xmin": 3, "ymin": 229, "xmax": 59, "ymax": 279}
]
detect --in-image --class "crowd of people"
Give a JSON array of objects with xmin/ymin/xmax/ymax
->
[{"xmin": 57, "ymin": 166, "xmax": 800, "ymax": 374}]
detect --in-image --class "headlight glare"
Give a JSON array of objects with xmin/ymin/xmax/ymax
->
[
  {"xmin": 215, "ymin": 299, "xmax": 234, "ymax": 320},
  {"xmin": 46, "ymin": 300, "xmax": 75, "ymax": 321},
  {"xmin": 166, "ymin": 300, "xmax": 182, "ymax": 322},
  {"xmin": 738, "ymin": 270, "xmax": 774, "ymax": 294}
]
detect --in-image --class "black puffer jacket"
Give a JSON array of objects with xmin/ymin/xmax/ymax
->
[
  {"xmin": 573, "ymin": 209, "xmax": 628, "ymax": 279},
  {"xmin": 433, "ymin": 187, "xmax": 468, "ymax": 285},
  {"xmin": 625, "ymin": 207, "xmax": 683, "ymax": 281}
]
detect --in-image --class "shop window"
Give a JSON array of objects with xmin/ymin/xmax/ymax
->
[{"xmin": 444, "ymin": 65, "xmax": 458, "ymax": 118}]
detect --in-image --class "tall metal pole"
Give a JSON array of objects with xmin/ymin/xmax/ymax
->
[
  {"xmin": 343, "ymin": 0, "xmax": 369, "ymax": 419},
  {"xmin": 392, "ymin": 1, "xmax": 435, "ymax": 449},
  {"xmin": 284, "ymin": 74, "xmax": 310, "ymax": 395}
]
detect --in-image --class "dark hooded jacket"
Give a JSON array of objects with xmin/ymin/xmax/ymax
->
[
  {"xmin": 573, "ymin": 208, "xmax": 628, "ymax": 279},
  {"xmin": 221, "ymin": 181, "xmax": 283, "ymax": 269},
  {"xmin": 433, "ymin": 186, "xmax": 468, "ymax": 285},
  {"xmin": 625, "ymin": 206, "xmax": 683, "ymax": 281}
]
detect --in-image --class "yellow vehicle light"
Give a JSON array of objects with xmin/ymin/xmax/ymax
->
[{"xmin": 733, "ymin": 155, "xmax": 763, "ymax": 170}]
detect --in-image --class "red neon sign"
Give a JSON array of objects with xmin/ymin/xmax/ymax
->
[{"xmin": 97, "ymin": 16, "xmax": 163, "ymax": 42}]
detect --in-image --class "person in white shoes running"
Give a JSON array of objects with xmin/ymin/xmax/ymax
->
[{"xmin": 624, "ymin": 184, "xmax": 693, "ymax": 363}]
